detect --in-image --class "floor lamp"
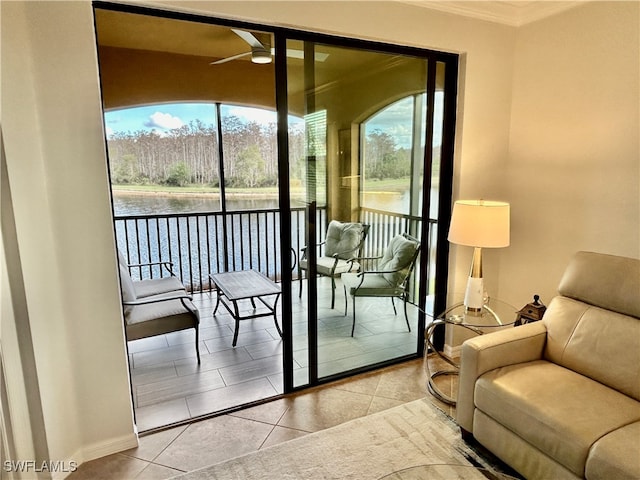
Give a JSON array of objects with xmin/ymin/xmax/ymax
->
[{"xmin": 447, "ymin": 200, "xmax": 510, "ymax": 313}]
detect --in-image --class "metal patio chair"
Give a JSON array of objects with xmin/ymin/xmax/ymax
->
[
  {"xmin": 342, "ymin": 233, "xmax": 420, "ymax": 336},
  {"xmin": 298, "ymin": 221, "xmax": 370, "ymax": 309}
]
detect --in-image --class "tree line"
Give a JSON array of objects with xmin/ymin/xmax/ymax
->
[{"xmin": 107, "ymin": 117, "xmax": 410, "ymax": 189}]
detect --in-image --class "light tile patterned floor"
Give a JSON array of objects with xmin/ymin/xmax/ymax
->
[
  {"xmin": 68, "ymin": 357, "xmax": 457, "ymax": 480},
  {"xmin": 129, "ymin": 277, "xmax": 422, "ymax": 432}
]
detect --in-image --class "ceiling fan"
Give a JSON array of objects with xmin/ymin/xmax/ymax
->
[
  {"xmin": 210, "ymin": 29, "xmax": 272, "ymax": 65},
  {"xmin": 210, "ymin": 29, "xmax": 329, "ymax": 65}
]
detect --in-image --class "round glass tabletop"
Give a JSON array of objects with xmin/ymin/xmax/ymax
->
[{"xmin": 437, "ymin": 297, "xmax": 518, "ymax": 329}]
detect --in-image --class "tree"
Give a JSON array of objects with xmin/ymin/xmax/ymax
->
[
  {"xmin": 165, "ymin": 161, "xmax": 190, "ymax": 187},
  {"xmin": 106, "ymin": 107, "xmax": 289, "ymax": 188},
  {"xmin": 112, "ymin": 153, "xmax": 139, "ymax": 184},
  {"xmin": 232, "ymin": 145, "xmax": 265, "ymax": 188}
]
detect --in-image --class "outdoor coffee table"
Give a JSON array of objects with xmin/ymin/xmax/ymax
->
[{"xmin": 209, "ymin": 270, "xmax": 282, "ymax": 347}]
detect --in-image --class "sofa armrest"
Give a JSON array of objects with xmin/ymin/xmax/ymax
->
[{"xmin": 456, "ymin": 321, "xmax": 548, "ymax": 433}]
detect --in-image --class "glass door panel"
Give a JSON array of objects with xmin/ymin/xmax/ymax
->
[{"xmin": 287, "ymin": 39, "xmax": 430, "ymax": 386}]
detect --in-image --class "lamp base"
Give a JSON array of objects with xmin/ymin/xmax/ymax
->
[
  {"xmin": 464, "ymin": 276, "xmax": 484, "ymax": 313},
  {"xmin": 463, "ymin": 247, "xmax": 486, "ymax": 314}
]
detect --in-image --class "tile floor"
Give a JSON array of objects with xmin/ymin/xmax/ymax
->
[
  {"xmin": 68, "ymin": 356, "xmax": 456, "ymax": 480},
  {"xmin": 130, "ymin": 277, "xmax": 424, "ymax": 432}
]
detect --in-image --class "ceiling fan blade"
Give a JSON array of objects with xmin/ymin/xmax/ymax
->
[
  {"xmin": 231, "ymin": 29, "xmax": 265, "ymax": 49},
  {"xmin": 265, "ymin": 48, "xmax": 329, "ymax": 62},
  {"xmin": 210, "ymin": 51, "xmax": 251, "ymax": 65}
]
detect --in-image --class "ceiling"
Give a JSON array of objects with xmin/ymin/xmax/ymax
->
[
  {"xmin": 95, "ymin": 9, "xmax": 268, "ymax": 61},
  {"xmin": 94, "ymin": 8, "xmax": 426, "ymax": 113},
  {"xmin": 400, "ymin": 0, "xmax": 584, "ymax": 26}
]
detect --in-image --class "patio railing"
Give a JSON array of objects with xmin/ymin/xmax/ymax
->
[{"xmin": 114, "ymin": 206, "xmax": 436, "ymax": 302}]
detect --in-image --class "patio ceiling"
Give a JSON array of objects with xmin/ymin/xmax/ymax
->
[
  {"xmin": 95, "ymin": 9, "xmax": 261, "ymax": 61},
  {"xmin": 94, "ymin": 8, "xmax": 424, "ymax": 114},
  {"xmin": 95, "ymin": 8, "xmax": 392, "ymax": 111}
]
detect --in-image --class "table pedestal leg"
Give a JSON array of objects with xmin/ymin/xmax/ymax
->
[{"xmin": 425, "ymin": 320, "xmax": 459, "ymax": 405}]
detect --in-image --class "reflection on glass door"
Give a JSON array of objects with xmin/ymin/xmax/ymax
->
[{"xmin": 286, "ymin": 39, "xmax": 449, "ymax": 387}]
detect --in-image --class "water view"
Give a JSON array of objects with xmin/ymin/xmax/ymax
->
[
  {"xmin": 113, "ymin": 189, "xmax": 410, "ymax": 217},
  {"xmin": 113, "ymin": 191, "xmax": 280, "ymax": 216}
]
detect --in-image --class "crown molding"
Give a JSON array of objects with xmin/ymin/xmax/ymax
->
[{"xmin": 399, "ymin": 1, "xmax": 585, "ymax": 27}]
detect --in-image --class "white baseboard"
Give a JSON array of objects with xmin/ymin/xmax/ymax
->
[
  {"xmin": 443, "ymin": 343, "xmax": 461, "ymax": 360},
  {"xmin": 57, "ymin": 432, "xmax": 138, "ymax": 480},
  {"xmin": 83, "ymin": 432, "xmax": 139, "ymax": 462}
]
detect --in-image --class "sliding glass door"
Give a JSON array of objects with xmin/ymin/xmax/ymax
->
[{"xmin": 283, "ymin": 37, "xmax": 457, "ymax": 388}]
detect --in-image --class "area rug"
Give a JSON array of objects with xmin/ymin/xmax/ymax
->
[{"xmin": 171, "ymin": 398, "xmax": 514, "ymax": 480}]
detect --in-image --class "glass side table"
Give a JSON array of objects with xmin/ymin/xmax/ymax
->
[{"xmin": 425, "ymin": 297, "xmax": 517, "ymax": 405}]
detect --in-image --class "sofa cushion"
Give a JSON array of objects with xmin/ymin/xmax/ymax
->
[
  {"xmin": 476, "ymin": 360, "xmax": 640, "ymax": 477},
  {"xmin": 585, "ymin": 421, "xmax": 640, "ymax": 480},
  {"xmin": 543, "ymin": 296, "xmax": 640, "ymax": 401},
  {"xmin": 558, "ymin": 251, "xmax": 640, "ymax": 319},
  {"xmin": 473, "ymin": 410, "xmax": 579, "ymax": 480}
]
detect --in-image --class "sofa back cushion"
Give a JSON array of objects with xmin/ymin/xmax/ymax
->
[
  {"xmin": 544, "ymin": 297, "xmax": 640, "ymax": 400},
  {"xmin": 558, "ymin": 251, "xmax": 640, "ymax": 318},
  {"xmin": 543, "ymin": 252, "xmax": 640, "ymax": 401}
]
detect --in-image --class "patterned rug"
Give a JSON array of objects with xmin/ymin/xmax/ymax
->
[{"xmin": 171, "ymin": 398, "xmax": 519, "ymax": 480}]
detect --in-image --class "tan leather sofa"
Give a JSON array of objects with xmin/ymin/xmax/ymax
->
[{"xmin": 457, "ymin": 251, "xmax": 640, "ymax": 480}]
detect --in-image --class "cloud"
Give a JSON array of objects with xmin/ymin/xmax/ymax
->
[
  {"xmin": 144, "ymin": 111, "xmax": 184, "ymax": 130},
  {"xmin": 225, "ymin": 106, "xmax": 276, "ymax": 125},
  {"xmin": 105, "ymin": 126, "xmax": 114, "ymax": 138}
]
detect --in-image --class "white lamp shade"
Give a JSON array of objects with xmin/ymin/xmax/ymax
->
[{"xmin": 448, "ymin": 200, "xmax": 510, "ymax": 248}]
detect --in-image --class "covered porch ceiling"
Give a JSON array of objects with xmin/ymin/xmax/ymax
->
[{"xmin": 94, "ymin": 8, "xmax": 399, "ymax": 113}]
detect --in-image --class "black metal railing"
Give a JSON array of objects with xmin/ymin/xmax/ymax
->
[{"xmin": 114, "ymin": 207, "xmax": 436, "ymax": 302}]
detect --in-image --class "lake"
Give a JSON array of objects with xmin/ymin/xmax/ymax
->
[
  {"xmin": 112, "ymin": 190, "xmax": 411, "ymax": 217},
  {"xmin": 113, "ymin": 191, "xmax": 281, "ymax": 216}
]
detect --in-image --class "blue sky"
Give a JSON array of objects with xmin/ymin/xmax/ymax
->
[
  {"xmin": 104, "ymin": 96, "xmax": 443, "ymax": 148},
  {"xmin": 104, "ymin": 103, "xmax": 283, "ymax": 138}
]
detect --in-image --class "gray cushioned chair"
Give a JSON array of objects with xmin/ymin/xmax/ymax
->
[
  {"xmin": 298, "ymin": 221, "xmax": 369, "ymax": 308},
  {"xmin": 118, "ymin": 256, "xmax": 200, "ymax": 364},
  {"xmin": 342, "ymin": 233, "xmax": 420, "ymax": 336},
  {"xmin": 117, "ymin": 249, "xmax": 185, "ymax": 298}
]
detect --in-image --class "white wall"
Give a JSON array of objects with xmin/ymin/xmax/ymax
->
[
  {"xmin": 502, "ymin": 1, "xmax": 640, "ymax": 304},
  {"xmin": 1, "ymin": 0, "xmax": 637, "ymax": 470},
  {"xmin": 1, "ymin": 0, "xmax": 136, "ymax": 472}
]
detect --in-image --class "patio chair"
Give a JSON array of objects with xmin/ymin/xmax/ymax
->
[
  {"xmin": 119, "ymin": 263, "xmax": 201, "ymax": 363},
  {"xmin": 342, "ymin": 233, "xmax": 420, "ymax": 337},
  {"xmin": 118, "ymin": 249, "xmax": 186, "ymax": 298},
  {"xmin": 298, "ymin": 221, "xmax": 370, "ymax": 309}
]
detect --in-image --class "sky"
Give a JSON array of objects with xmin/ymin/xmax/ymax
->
[
  {"xmin": 103, "ymin": 96, "xmax": 443, "ymax": 148},
  {"xmin": 104, "ymin": 103, "xmax": 281, "ymax": 138}
]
